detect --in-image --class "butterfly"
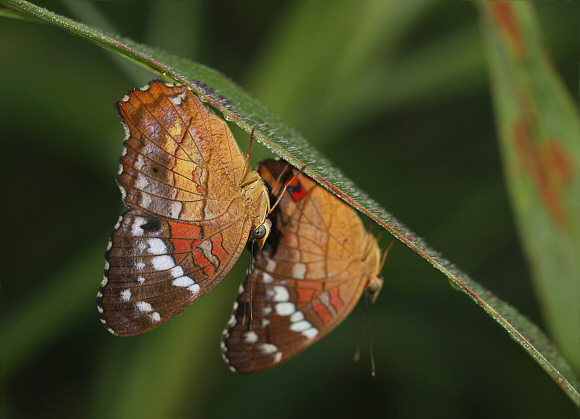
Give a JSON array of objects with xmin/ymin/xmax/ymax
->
[
  {"xmin": 97, "ymin": 80, "xmax": 272, "ymax": 336},
  {"xmin": 221, "ymin": 158, "xmax": 385, "ymax": 373}
]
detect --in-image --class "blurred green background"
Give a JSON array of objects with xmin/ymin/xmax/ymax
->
[{"xmin": 1, "ymin": 1, "xmax": 577, "ymax": 417}]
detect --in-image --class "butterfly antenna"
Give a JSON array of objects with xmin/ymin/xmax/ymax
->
[
  {"xmin": 249, "ymin": 259, "xmax": 254, "ymax": 330},
  {"xmin": 380, "ymin": 239, "xmax": 395, "ymax": 273},
  {"xmin": 242, "ymin": 129, "xmax": 255, "ymax": 181},
  {"xmin": 268, "ymin": 164, "xmax": 306, "ymax": 214},
  {"xmin": 353, "ymin": 305, "xmax": 364, "ymax": 363},
  {"xmin": 243, "ymin": 240, "xmax": 256, "ymax": 329},
  {"xmin": 242, "ymin": 240, "xmax": 256, "ymax": 329},
  {"xmin": 241, "ymin": 284, "xmax": 248, "ymax": 327},
  {"xmin": 364, "ymin": 294, "xmax": 377, "ymax": 377}
]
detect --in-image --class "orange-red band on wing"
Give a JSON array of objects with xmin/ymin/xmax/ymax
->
[
  {"xmin": 193, "ymin": 247, "xmax": 215, "ymax": 276},
  {"xmin": 169, "ymin": 222, "xmax": 203, "ymax": 263},
  {"xmin": 329, "ymin": 288, "xmax": 344, "ymax": 312},
  {"xmin": 311, "ymin": 298, "xmax": 333, "ymax": 324},
  {"xmin": 210, "ymin": 234, "xmax": 228, "ymax": 266},
  {"xmin": 288, "ymin": 178, "xmax": 308, "ymax": 202}
]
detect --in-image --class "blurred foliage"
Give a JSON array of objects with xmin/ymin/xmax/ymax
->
[
  {"xmin": 479, "ymin": 1, "xmax": 580, "ymax": 376},
  {"xmin": 1, "ymin": 0, "xmax": 577, "ymax": 417}
]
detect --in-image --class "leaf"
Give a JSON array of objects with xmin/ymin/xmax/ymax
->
[
  {"xmin": 480, "ymin": 1, "xmax": 580, "ymax": 378},
  {"xmin": 2, "ymin": 0, "xmax": 578, "ymax": 406}
]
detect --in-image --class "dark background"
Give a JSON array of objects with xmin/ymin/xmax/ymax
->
[{"xmin": 1, "ymin": 1, "xmax": 577, "ymax": 417}]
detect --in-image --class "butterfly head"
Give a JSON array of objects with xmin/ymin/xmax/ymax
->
[
  {"xmin": 240, "ymin": 169, "xmax": 273, "ymax": 249},
  {"xmin": 250, "ymin": 218, "xmax": 272, "ymax": 249},
  {"xmin": 362, "ymin": 234, "xmax": 385, "ymax": 304}
]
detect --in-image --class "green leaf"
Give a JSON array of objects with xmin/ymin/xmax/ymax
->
[{"xmin": 480, "ymin": 0, "xmax": 580, "ymax": 379}]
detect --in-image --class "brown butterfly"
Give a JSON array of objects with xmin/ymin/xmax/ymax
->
[
  {"xmin": 97, "ymin": 81, "xmax": 272, "ymax": 336},
  {"xmin": 221, "ymin": 158, "xmax": 385, "ymax": 373}
]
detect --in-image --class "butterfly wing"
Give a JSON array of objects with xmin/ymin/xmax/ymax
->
[
  {"xmin": 98, "ymin": 81, "xmax": 255, "ymax": 335},
  {"xmin": 116, "ymin": 81, "xmax": 247, "ymax": 222},
  {"xmin": 222, "ymin": 159, "xmax": 382, "ymax": 373}
]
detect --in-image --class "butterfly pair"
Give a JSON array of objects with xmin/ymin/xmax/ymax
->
[{"xmin": 97, "ymin": 81, "xmax": 385, "ymax": 373}]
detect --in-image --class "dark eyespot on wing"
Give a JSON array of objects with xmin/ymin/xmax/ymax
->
[{"xmin": 140, "ymin": 218, "xmax": 162, "ymax": 232}]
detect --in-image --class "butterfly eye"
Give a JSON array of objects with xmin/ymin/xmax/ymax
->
[
  {"xmin": 367, "ymin": 281, "xmax": 379, "ymax": 293},
  {"xmin": 252, "ymin": 224, "xmax": 268, "ymax": 240},
  {"xmin": 366, "ymin": 277, "xmax": 384, "ymax": 303}
]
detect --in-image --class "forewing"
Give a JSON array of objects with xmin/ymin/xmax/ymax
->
[{"xmin": 116, "ymin": 80, "xmax": 247, "ymax": 222}]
